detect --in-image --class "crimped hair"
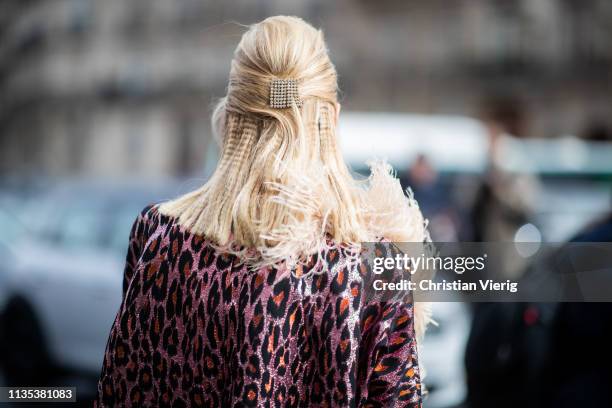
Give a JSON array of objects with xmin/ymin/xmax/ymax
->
[
  {"xmin": 159, "ymin": 15, "xmax": 432, "ymax": 338},
  {"xmin": 160, "ymin": 16, "xmax": 426, "ymax": 271}
]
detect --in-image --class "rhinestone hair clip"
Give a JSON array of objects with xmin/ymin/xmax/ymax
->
[{"xmin": 269, "ymin": 78, "xmax": 302, "ymax": 109}]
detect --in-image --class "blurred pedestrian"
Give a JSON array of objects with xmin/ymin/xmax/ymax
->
[
  {"xmin": 465, "ymin": 214, "xmax": 612, "ymax": 408},
  {"xmin": 404, "ymin": 154, "xmax": 460, "ymax": 241},
  {"xmin": 471, "ymin": 98, "xmax": 539, "ymax": 278}
]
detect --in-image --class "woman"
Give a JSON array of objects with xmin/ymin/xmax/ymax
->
[{"xmin": 97, "ymin": 16, "xmax": 430, "ymax": 407}]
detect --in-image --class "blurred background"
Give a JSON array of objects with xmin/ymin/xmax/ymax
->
[{"xmin": 0, "ymin": 0, "xmax": 611, "ymax": 406}]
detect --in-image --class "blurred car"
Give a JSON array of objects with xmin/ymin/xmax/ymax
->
[
  {"xmin": 0, "ymin": 189, "xmax": 32, "ymax": 325},
  {"xmin": 338, "ymin": 112, "xmax": 490, "ymax": 174},
  {"xmin": 0, "ymin": 180, "xmax": 181, "ymax": 386}
]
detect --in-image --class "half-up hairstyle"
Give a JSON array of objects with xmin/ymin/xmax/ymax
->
[
  {"xmin": 160, "ymin": 15, "xmax": 432, "ymax": 337},
  {"xmin": 160, "ymin": 15, "xmax": 427, "ymax": 272}
]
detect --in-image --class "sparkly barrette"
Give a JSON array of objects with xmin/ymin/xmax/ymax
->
[{"xmin": 269, "ymin": 78, "xmax": 302, "ymax": 109}]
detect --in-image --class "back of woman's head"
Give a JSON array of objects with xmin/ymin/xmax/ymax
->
[
  {"xmin": 161, "ymin": 16, "xmax": 425, "ymax": 267},
  {"xmin": 223, "ymin": 15, "xmax": 337, "ymax": 118}
]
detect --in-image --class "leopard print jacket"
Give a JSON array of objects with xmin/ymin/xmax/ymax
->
[{"xmin": 96, "ymin": 205, "xmax": 422, "ymax": 407}]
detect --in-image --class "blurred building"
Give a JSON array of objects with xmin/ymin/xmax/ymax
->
[{"xmin": 1, "ymin": 0, "xmax": 611, "ymax": 178}]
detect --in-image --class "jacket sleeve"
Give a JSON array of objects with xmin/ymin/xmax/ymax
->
[
  {"xmin": 358, "ymin": 300, "xmax": 422, "ymax": 407},
  {"xmin": 121, "ymin": 205, "xmax": 153, "ymax": 298}
]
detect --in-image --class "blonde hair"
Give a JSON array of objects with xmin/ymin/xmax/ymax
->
[
  {"xmin": 160, "ymin": 15, "xmax": 432, "ymax": 337},
  {"xmin": 160, "ymin": 15, "xmax": 425, "ymax": 267}
]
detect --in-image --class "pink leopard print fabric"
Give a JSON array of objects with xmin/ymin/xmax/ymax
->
[{"xmin": 96, "ymin": 205, "xmax": 422, "ymax": 407}]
